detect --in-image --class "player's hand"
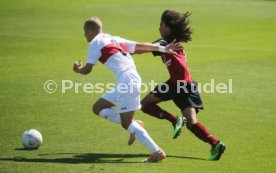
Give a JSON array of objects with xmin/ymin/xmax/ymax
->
[
  {"xmin": 165, "ymin": 39, "xmax": 183, "ymax": 55},
  {"xmin": 73, "ymin": 60, "xmax": 82, "ymax": 73}
]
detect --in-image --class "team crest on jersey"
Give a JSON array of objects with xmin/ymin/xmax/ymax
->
[{"xmin": 111, "ymin": 39, "xmax": 119, "ymax": 46}]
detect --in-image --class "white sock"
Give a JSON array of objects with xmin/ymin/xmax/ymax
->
[
  {"xmin": 99, "ymin": 108, "xmax": 121, "ymax": 124},
  {"xmin": 128, "ymin": 121, "xmax": 160, "ymax": 153}
]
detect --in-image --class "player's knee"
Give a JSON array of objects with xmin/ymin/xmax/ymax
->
[
  {"xmin": 140, "ymin": 105, "xmax": 146, "ymax": 113},
  {"xmin": 186, "ymin": 121, "xmax": 194, "ymax": 129},
  {"xmin": 140, "ymin": 101, "xmax": 145, "ymax": 111},
  {"xmin": 121, "ymin": 122, "xmax": 129, "ymax": 130},
  {"xmin": 184, "ymin": 115, "xmax": 197, "ymax": 129},
  {"xmin": 140, "ymin": 102, "xmax": 149, "ymax": 113},
  {"xmin": 182, "ymin": 109, "xmax": 197, "ymax": 129},
  {"xmin": 92, "ymin": 103, "xmax": 100, "ymax": 115}
]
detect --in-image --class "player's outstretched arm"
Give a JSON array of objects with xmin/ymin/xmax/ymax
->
[
  {"xmin": 73, "ymin": 60, "xmax": 93, "ymax": 75},
  {"xmin": 134, "ymin": 40, "xmax": 182, "ymax": 55}
]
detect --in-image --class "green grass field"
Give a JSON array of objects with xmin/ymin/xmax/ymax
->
[{"xmin": 0, "ymin": 0, "xmax": 276, "ymax": 172}]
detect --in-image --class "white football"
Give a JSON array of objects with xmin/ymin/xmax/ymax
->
[{"xmin": 22, "ymin": 129, "xmax": 43, "ymax": 149}]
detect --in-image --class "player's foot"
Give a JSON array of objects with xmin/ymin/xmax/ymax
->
[
  {"xmin": 172, "ymin": 116, "xmax": 187, "ymax": 139},
  {"xmin": 208, "ymin": 141, "xmax": 226, "ymax": 161},
  {"xmin": 143, "ymin": 149, "xmax": 166, "ymax": 162},
  {"xmin": 128, "ymin": 120, "xmax": 144, "ymax": 145}
]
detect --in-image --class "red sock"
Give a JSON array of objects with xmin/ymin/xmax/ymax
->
[
  {"xmin": 142, "ymin": 104, "xmax": 177, "ymax": 125},
  {"xmin": 190, "ymin": 122, "xmax": 219, "ymax": 147}
]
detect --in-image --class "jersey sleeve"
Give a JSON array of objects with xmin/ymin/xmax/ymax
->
[
  {"xmin": 125, "ymin": 39, "xmax": 137, "ymax": 54},
  {"xmin": 86, "ymin": 40, "xmax": 101, "ymax": 65},
  {"xmin": 152, "ymin": 38, "xmax": 168, "ymax": 57},
  {"xmin": 119, "ymin": 37, "xmax": 137, "ymax": 54}
]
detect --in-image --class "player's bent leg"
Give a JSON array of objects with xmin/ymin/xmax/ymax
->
[
  {"xmin": 142, "ymin": 93, "xmax": 183, "ymax": 139},
  {"xmin": 141, "ymin": 93, "xmax": 162, "ymax": 108},
  {"xmin": 141, "ymin": 93, "xmax": 178, "ymax": 127},
  {"xmin": 92, "ymin": 98, "xmax": 121, "ymax": 124},
  {"xmin": 92, "ymin": 98, "xmax": 115, "ymax": 115},
  {"xmin": 120, "ymin": 111, "xmax": 166, "ymax": 162},
  {"xmin": 182, "ymin": 107, "xmax": 225, "ymax": 160}
]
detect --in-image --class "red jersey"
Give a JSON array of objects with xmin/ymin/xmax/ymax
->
[
  {"xmin": 152, "ymin": 38, "xmax": 193, "ymax": 83},
  {"xmin": 159, "ymin": 50, "xmax": 193, "ymax": 83}
]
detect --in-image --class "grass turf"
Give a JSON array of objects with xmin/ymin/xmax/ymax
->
[{"xmin": 0, "ymin": 0, "xmax": 275, "ymax": 172}]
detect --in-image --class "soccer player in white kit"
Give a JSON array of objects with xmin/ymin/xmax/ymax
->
[{"xmin": 73, "ymin": 17, "xmax": 182, "ymax": 162}]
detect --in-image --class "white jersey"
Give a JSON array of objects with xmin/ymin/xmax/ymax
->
[{"xmin": 86, "ymin": 33, "xmax": 138, "ymax": 78}]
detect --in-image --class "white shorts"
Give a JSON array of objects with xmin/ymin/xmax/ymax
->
[{"xmin": 102, "ymin": 70, "xmax": 141, "ymax": 113}]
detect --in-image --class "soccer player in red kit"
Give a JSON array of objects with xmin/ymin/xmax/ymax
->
[{"xmin": 131, "ymin": 10, "xmax": 225, "ymax": 160}]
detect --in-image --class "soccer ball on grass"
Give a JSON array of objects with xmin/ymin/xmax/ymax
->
[{"xmin": 22, "ymin": 129, "xmax": 43, "ymax": 149}]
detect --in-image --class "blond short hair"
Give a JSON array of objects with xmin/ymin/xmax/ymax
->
[{"xmin": 84, "ymin": 17, "xmax": 102, "ymax": 32}]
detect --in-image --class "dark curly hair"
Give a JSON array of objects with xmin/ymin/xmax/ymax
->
[{"xmin": 161, "ymin": 10, "xmax": 192, "ymax": 43}]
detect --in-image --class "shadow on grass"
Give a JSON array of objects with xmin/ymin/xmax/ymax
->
[
  {"xmin": 0, "ymin": 152, "xmax": 206, "ymax": 164},
  {"xmin": 167, "ymin": 155, "xmax": 206, "ymax": 161},
  {"xmin": 14, "ymin": 148, "xmax": 38, "ymax": 151}
]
